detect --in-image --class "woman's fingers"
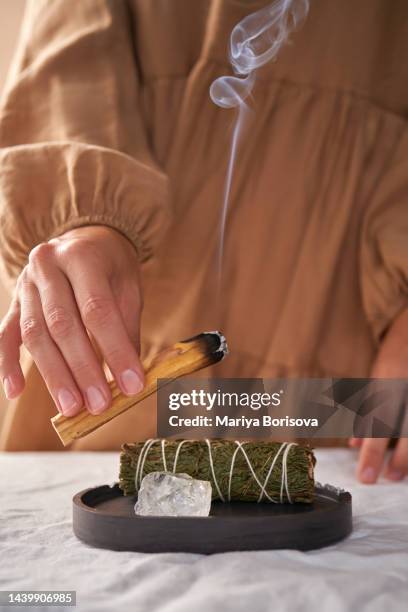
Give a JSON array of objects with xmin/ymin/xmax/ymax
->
[
  {"xmin": 385, "ymin": 438, "xmax": 408, "ymax": 481},
  {"xmin": 18, "ymin": 276, "xmax": 83, "ymax": 416},
  {"xmin": 2, "ymin": 227, "xmax": 145, "ymax": 417},
  {"xmin": 28, "ymin": 244, "xmax": 112, "ymax": 415},
  {"xmin": 356, "ymin": 438, "xmax": 389, "ymax": 483},
  {"xmin": 60, "ymin": 251, "xmax": 144, "ymax": 397},
  {"xmin": 0, "ymin": 296, "xmax": 25, "ymax": 399},
  {"xmin": 353, "ymin": 436, "xmax": 407, "ymax": 482}
]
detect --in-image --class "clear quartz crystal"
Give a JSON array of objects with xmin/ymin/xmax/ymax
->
[{"xmin": 134, "ymin": 472, "xmax": 212, "ymax": 517}]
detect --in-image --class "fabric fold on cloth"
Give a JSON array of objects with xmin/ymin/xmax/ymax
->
[{"xmin": 0, "ymin": 449, "xmax": 406, "ymax": 612}]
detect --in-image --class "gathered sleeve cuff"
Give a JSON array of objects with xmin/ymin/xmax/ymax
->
[{"xmin": 0, "ymin": 141, "xmax": 169, "ymax": 284}]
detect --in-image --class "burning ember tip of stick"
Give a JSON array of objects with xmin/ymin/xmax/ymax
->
[{"xmin": 181, "ymin": 331, "xmax": 229, "ymax": 359}]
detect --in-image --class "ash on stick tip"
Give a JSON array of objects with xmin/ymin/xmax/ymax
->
[
  {"xmin": 205, "ymin": 331, "xmax": 229, "ymax": 356},
  {"xmin": 180, "ymin": 331, "xmax": 228, "ymax": 360}
]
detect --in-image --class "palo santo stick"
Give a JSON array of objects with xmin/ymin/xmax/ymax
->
[{"xmin": 51, "ymin": 331, "xmax": 228, "ymax": 446}]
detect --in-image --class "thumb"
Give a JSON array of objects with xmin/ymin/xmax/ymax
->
[
  {"xmin": 0, "ymin": 297, "xmax": 25, "ymax": 399},
  {"xmin": 116, "ymin": 279, "xmax": 143, "ymax": 363}
]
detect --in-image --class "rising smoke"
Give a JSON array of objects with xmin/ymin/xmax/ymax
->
[{"xmin": 210, "ymin": 0, "xmax": 309, "ymax": 292}]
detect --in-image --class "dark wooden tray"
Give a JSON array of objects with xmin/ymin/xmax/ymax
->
[{"xmin": 73, "ymin": 483, "xmax": 352, "ymax": 553}]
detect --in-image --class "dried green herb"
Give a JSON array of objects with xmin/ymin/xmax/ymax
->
[{"xmin": 119, "ymin": 440, "xmax": 315, "ymax": 503}]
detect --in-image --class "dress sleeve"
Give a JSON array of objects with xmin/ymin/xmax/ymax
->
[
  {"xmin": 361, "ymin": 124, "xmax": 408, "ymax": 341},
  {"xmin": 0, "ymin": 0, "xmax": 169, "ymax": 287}
]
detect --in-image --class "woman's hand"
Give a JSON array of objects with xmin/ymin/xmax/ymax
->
[
  {"xmin": 350, "ymin": 307, "xmax": 408, "ymax": 483},
  {"xmin": 0, "ymin": 226, "xmax": 144, "ymax": 416}
]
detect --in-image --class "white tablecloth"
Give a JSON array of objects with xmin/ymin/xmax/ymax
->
[{"xmin": 0, "ymin": 450, "xmax": 407, "ymax": 612}]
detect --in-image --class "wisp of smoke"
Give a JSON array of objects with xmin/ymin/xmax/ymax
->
[{"xmin": 210, "ymin": 0, "xmax": 309, "ymax": 297}]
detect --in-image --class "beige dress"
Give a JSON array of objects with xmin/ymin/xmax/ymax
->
[{"xmin": 0, "ymin": 0, "xmax": 407, "ymax": 450}]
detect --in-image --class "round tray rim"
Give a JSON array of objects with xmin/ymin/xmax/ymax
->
[
  {"xmin": 73, "ymin": 482, "xmax": 352, "ymax": 521},
  {"xmin": 72, "ymin": 483, "xmax": 353, "ymax": 553}
]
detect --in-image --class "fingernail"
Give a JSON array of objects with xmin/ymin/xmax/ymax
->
[
  {"xmin": 86, "ymin": 386, "xmax": 107, "ymax": 414},
  {"xmin": 57, "ymin": 388, "xmax": 78, "ymax": 416},
  {"xmin": 360, "ymin": 467, "xmax": 377, "ymax": 484},
  {"xmin": 387, "ymin": 470, "xmax": 404, "ymax": 481},
  {"xmin": 120, "ymin": 369, "xmax": 143, "ymax": 395},
  {"xmin": 3, "ymin": 376, "xmax": 14, "ymax": 400}
]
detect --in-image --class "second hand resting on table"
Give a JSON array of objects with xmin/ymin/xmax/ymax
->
[
  {"xmin": 350, "ymin": 306, "xmax": 408, "ymax": 484},
  {"xmin": 0, "ymin": 225, "xmax": 406, "ymax": 483}
]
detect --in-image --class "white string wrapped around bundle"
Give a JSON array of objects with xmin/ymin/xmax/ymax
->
[{"xmin": 134, "ymin": 439, "xmax": 298, "ymax": 504}]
